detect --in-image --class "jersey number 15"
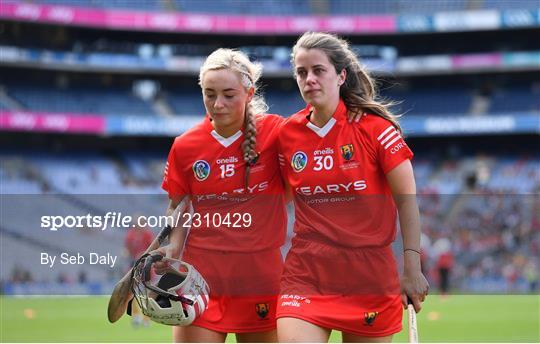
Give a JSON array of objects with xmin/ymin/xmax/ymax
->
[{"xmin": 220, "ymin": 164, "xmax": 235, "ymax": 178}]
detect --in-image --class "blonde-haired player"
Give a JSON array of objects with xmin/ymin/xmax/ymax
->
[{"xmin": 156, "ymin": 48, "xmax": 286, "ymax": 342}]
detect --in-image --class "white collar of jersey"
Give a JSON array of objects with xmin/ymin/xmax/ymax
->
[
  {"xmin": 210, "ymin": 130, "xmax": 242, "ymax": 147},
  {"xmin": 306, "ymin": 117, "xmax": 337, "ymax": 138}
]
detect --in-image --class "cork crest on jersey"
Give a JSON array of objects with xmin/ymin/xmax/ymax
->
[
  {"xmin": 340, "ymin": 144, "xmax": 354, "ymax": 161},
  {"xmin": 364, "ymin": 311, "xmax": 379, "ymax": 326},
  {"xmin": 338, "ymin": 143, "xmax": 361, "ymax": 170}
]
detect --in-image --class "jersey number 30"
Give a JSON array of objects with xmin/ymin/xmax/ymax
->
[{"xmin": 313, "ymin": 156, "xmax": 333, "ymax": 171}]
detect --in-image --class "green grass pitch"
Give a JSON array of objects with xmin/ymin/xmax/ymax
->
[{"xmin": 1, "ymin": 295, "xmax": 538, "ymax": 342}]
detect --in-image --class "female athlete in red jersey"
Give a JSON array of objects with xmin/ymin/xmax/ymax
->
[
  {"xmin": 276, "ymin": 32, "xmax": 429, "ymax": 342},
  {"xmin": 155, "ymin": 48, "xmax": 287, "ymax": 342}
]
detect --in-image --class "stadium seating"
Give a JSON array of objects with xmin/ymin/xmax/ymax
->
[
  {"xmin": 482, "ymin": 0, "xmax": 540, "ymax": 11},
  {"xmin": 2, "ymin": 152, "xmax": 538, "ymax": 292},
  {"xmin": 264, "ymin": 90, "xmax": 306, "ymax": 116},
  {"xmin": 174, "ymin": 0, "xmax": 310, "ymax": 15},
  {"xmin": 330, "ymin": 0, "xmax": 468, "ymax": 15},
  {"xmin": 36, "ymin": 0, "xmax": 162, "ymax": 11},
  {"xmin": 37, "ymin": 0, "xmax": 539, "ymax": 14},
  {"xmin": 490, "ymin": 87, "xmax": 540, "ymax": 114},
  {"xmin": 4, "ymin": 82, "xmax": 538, "ymax": 117},
  {"xmin": 396, "ymin": 0, "xmax": 467, "ymax": 14},
  {"xmin": 3, "ymin": 0, "xmax": 539, "ymax": 295},
  {"xmin": 383, "ymin": 88, "xmax": 473, "ymax": 116},
  {"xmin": 485, "ymin": 157, "xmax": 540, "ymax": 192},
  {"xmin": 8, "ymin": 85, "xmax": 156, "ymax": 116},
  {"xmin": 1, "ymin": 153, "xmax": 167, "ymax": 283},
  {"xmin": 164, "ymin": 89, "xmax": 206, "ymax": 116}
]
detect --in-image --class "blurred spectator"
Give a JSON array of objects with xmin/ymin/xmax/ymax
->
[
  {"xmin": 78, "ymin": 271, "xmax": 88, "ymax": 284},
  {"xmin": 524, "ymin": 261, "xmax": 539, "ymax": 293},
  {"xmin": 124, "ymin": 220, "xmax": 153, "ymax": 266},
  {"xmin": 433, "ymin": 238, "xmax": 454, "ymax": 296},
  {"xmin": 10, "ymin": 265, "xmax": 33, "ymax": 284}
]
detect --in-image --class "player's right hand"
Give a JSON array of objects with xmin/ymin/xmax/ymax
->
[{"xmin": 150, "ymin": 244, "xmax": 181, "ymax": 274}]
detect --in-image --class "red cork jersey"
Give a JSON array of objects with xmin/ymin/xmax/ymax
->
[
  {"xmin": 278, "ymin": 100, "xmax": 413, "ymax": 248},
  {"xmin": 163, "ymin": 114, "xmax": 286, "ymax": 252}
]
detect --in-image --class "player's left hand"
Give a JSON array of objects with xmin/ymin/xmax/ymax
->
[
  {"xmin": 347, "ymin": 109, "xmax": 367, "ymax": 123},
  {"xmin": 400, "ymin": 271, "xmax": 429, "ymax": 313}
]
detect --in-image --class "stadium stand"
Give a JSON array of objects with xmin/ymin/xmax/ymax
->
[
  {"xmin": 8, "ymin": 84, "xmax": 156, "ymax": 116},
  {"xmin": 490, "ymin": 86, "xmax": 540, "ymax": 114},
  {"xmin": 2, "ymin": 82, "xmax": 537, "ymax": 117},
  {"xmin": 163, "ymin": 89, "xmax": 206, "ymax": 116},
  {"xmin": 2, "ymin": 0, "xmax": 539, "ymax": 297},
  {"xmin": 330, "ymin": 0, "xmax": 468, "ymax": 15},
  {"xmin": 2, "ymin": 151, "xmax": 539, "ymax": 293},
  {"xmin": 482, "ymin": 0, "xmax": 540, "ymax": 10},
  {"xmin": 175, "ymin": 0, "xmax": 311, "ymax": 15},
  {"xmin": 384, "ymin": 88, "xmax": 474, "ymax": 116},
  {"xmin": 31, "ymin": 0, "xmax": 162, "ymax": 11},
  {"xmin": 33, "ymin": 0, "xmax": 540, "ymax": 14}
]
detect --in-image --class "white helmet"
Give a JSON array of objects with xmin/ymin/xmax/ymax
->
[{"xmin": 131, "ymin": 253, "xmax": 210, "ymax": 326}]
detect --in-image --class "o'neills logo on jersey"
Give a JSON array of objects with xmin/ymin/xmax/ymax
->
[
  {"xmin": 291, "ymin": 151, "xmax": 308, "ymax": 172},
  {"xmin": 296, "ymin": 180, "xmax": 367, "ymax": 195},
  {"xmin": 192, "ymin": 160, "xmax": 210, "ymax": 181},
  {"xmin": 216, "ymin": 156, "xmax": 239, "ymax": 164},
  {"xmin": 313, "ymin": 147, "xmax": 334, "ymax": 156}
]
